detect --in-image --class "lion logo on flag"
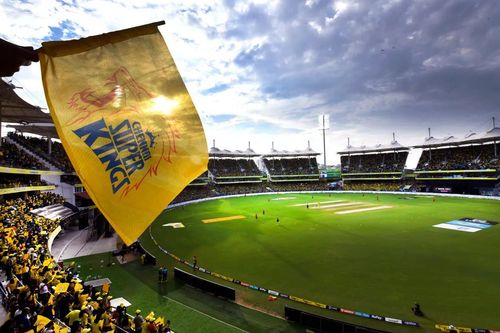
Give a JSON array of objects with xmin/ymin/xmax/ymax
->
[{"xmin": 69, "ymin": 66, "xmax": 179, "ymax": 197}]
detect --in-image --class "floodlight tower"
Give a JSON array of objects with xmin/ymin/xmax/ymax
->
[
  {"xmin": 493, "ymin": 117, "xmax": 497, "ymax": 157},
  {"xmin": 318, "ymin": 114, "xmax": 330, "ymax": 168}
]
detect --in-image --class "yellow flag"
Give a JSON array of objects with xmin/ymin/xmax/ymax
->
[
  {"xmin": 39, "ymin": 22, "xmax": 208, "ymax": 245},
  {"xmin": 154, "ymin": 316, "xmax": 165, "ymax": 326},
  {"xmin": 35, "ymin": 315, "xmax": 51, "ymax": 331},
  {"xmin": 54, "ymin": 282, "xmax": 69, "ymax": 294}
]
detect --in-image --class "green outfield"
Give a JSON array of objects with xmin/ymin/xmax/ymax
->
[{"xmin": 143, "ymin": 193, "xmax": 500, "ymax": 332}]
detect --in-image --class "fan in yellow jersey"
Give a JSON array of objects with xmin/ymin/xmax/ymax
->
[{"xmin": 65, "ymin": 308, "xmax": 81, "ymax": 331}]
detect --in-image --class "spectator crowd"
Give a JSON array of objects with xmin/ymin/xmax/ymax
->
[
  {"xmin": 340, "ymin": 152, "xmax": 408, "ymax": 173},
  {"xmin": 0, "ymin": 192, "xmax": 174, "ymax": 332},
  {"xmin": 342, "ymin": 182, "xmax": 403, "ymax": 192},
  {"xmin": 208, "ymin": 158, "xmax": 261, "ymax": 177},
  {"xmin": 0, "ymin": 140, "xmax": 47, "ymax": 170},
  {"xmin": 8, "ymin": 133, "xmax": 74, "ymax": 173},
  {"xmin": 263, "ymin": 157, "xmax": 319, "ymax": 176},
  {"xmin": 417, "ymin": 144, "xmax": 500, "ymax": 171},
  {"xmin": 171, "ymin": 181, "xmax": 329, "ymax": 204},
  {"xmin": 0, "ymin": 174, "xmax": 48, "ymax": 189}
]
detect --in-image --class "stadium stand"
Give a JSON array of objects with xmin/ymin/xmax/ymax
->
[
  {"xmin": 208, "ymin": 143, "xmax": 263, "ymax": 186},
  {"xmin": 0, "ymin": 141, "xmax": 62, "ymax": 201},
  {"xmin": 417, "ymin": 143, "xmax": 499, "ymax": 171},
  {"xmin": 342, "ymin": 181, "xmax": 402, "ymax": 192},
  {"xmin": 7, "ymin": 132, "xmax": 74, "ymax": 172},
  {"xmin": 338, "ymin": 138, "xmax": 410, "ymax": 191},
  {"xmin": 171, "ymin": 143, "xmax": 325, "ymax": 202},
  {"xmin": 263, "ymin": 157, "xmax": 319, "ymax": 176},
  {"xmin": 270, "ymin": 181, "xmax": 327, "ymax": 192},
  {"xmin": 262, "ymin": 143, "xmax": 321, "ymax": 187},
  {"xmin": 0, "ymin": 174, "xmax": 47, "ymax": 188},
  {"xmin": 171, "ymin": 184, "xmax": 215, "ymax": 204},
  {"xmin": 208, "ymin": 158, "xmax": 260, "ymax": 177},
  {"xmin": 215, "ymin": 182, "xmax": 266, "ymax": 195},
  {"xmin": 340, "ymin": 152, "xmax": 408, "ymax": 173},
  {"xmin": 413, "ymin": 127, "xmax": 500, "ymax": 194},
  {"xmin": 0, "ymin": 140, "xmax": 46, "ymax": 170}
]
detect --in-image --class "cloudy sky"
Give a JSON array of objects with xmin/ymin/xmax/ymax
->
[{"xmin": 1, "ymin": 0, "xmax": 499, "ymax": 164}]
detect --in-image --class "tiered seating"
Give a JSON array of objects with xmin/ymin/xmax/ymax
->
[
  {"xmin": 0, "ymin": 140, "xmax": 46, "ymax": 170},
  {"xmin": 50, "ymin": 141, "xmax": 73, "ymax": 172},
  {"xmin": 172, "ymin": 185, "xmax": 216, "ymax": 204},
  {"xmin": 417, "ymin": 144, "xmax": 499, "ymax": 171},
  {"xmin": 263, "ymin": 158, "xmax": 319, "ymax": 176},
  {"xmin": 214, "ymin": 183, "xmax": 265, "ymax": 195},
  {"xmin": 0, "ymin": 192, "xmax": 174, "ymax": 332},
  {"xmin": 341, "ymin": 152, "xmax": 408, "ymax": 173},
  {"xmin": 7, "ymin": 133, "xmax": 74, "ymax": 172},
  {"xmin": 0, "ymin": 174, "xmax": 47, "ymax": 188},
  {"xmin": 208, "ymin": 158, "xmax": 261, "ymax": 177}
]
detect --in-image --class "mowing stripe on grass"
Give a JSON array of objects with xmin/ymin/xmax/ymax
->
[
  {"xmin": 162, "ymin": 296, "xmax": 249, "ymax": 332},
  {"xmin": 202, "ymin": 215, "xmax": 246, "ymax": 224},
  {"xmin": 291, "ymin": 200, "xmax": 345, "ymax": 207},
  {"xmin": 335, "ymin": 205, "xmax": 393, "ymax": 215},
  {"xmin": 311, "ymin": 202, "xmax": 362, "ymax": 209}
]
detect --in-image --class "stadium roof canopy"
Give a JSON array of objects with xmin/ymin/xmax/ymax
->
[
  {"xmin": 261, "ymin": 141, "xmax": 321, "ymax": 157},
  {"xmin": 337, "ymin": 140, "xmax": 409, "ymax": 155},
  {"xmin": 209, "ymin": 146, "xmax": 260, "ymax": 158},
  {"xmin": 413, "ymin": 127, "xmax": 500, "ymax": 148},
  {"xmin": 261, "ymin": 149, "xmax": 321, "ymax": 157},
  {"xmin": 262, "ymin": 146, "xmax": 321, "ymax": 157},
  {"xmin": 209, "ymin": 143, "xmax": 321, "ymax": 158},
  {"xmin": 0, "ymin": 79, "xmax": 52, "ymax": 124},
  {"xmin": 8, "ymin": 124, "xmax": 59, "ymax": 138}
]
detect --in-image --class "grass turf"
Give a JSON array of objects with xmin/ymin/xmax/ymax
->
[
  {"xmin": 143, "ymin": 193, "xmax": 500, "ymax": 332},
  {"xmin": 70, "ymin": 253, "xmax": 302, "ymax": 333}
]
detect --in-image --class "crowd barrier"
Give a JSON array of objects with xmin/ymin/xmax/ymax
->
[
  {"xmin": 174, "ymin": 267, "xmax": 235, "ymax": 300},
  {"xmin": 0, "ymin": 185, "xmax": 56, "ymax": 195},
  {"xmin": 0, "ymin": 166, "xmax": 65, "ymax": 175},
  {"xmin": 285, "ymin": 305, "xmax": 389, "ymax": 333}
]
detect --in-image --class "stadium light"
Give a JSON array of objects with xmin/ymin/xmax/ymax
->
[{"xmin": 318, "ymin": 114, "xmax": 330, "ymax": 168}]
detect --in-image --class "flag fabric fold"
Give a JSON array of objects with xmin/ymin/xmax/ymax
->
[{"xmin": 40, "ymin": 22, "xmax": 208, "ymax": 245}]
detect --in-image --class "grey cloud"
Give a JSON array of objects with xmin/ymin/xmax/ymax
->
[
  {"xmin": 225, "ymin": 4, "xmax": 272, "ymax": 38},
  {"xmin": 220, "ymin": 0, "xmax": 500, "ymax": 134}
]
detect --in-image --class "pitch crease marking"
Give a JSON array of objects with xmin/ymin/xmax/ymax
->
[
  {"xmin": 202, "ymin": 215, "xmax": 246, "ymax": 224},
  {"xmin": 311, "ymin": 202, "xmax": 362, "ymax": 209}
]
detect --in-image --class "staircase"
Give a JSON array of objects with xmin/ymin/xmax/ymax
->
[
  {"xmin": 4, "ymin": 136, "xmax": 59, "ymax": 171},
  {"xmin": 0, "ymin": 272, "xmax": 10, "ymax": 327}
]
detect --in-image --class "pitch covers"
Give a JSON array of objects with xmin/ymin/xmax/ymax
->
[{"xmin": 434, "ymin": 218, "xmax": 497, "ymax": 233}]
